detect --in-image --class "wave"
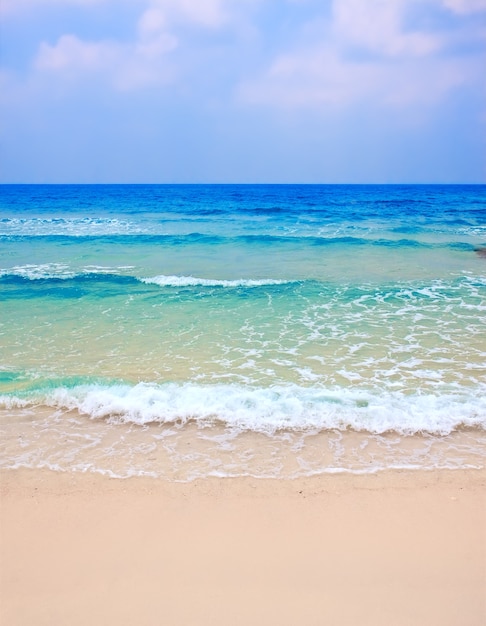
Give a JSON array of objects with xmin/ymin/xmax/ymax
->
[
  {"xmin": 140, "ymin": 275, "xmax": 289, "ymax": 288},
  {"xmin": 0, "ymin": 267, "xmax": 293, "ymax": 292},
  {"xmin": 2, "ymin": 266, "xmax": 484, "ymax": 295},
  {"xmin": 0, "ymin": 216, "xmax": 142, "ymax": 237},
  {"xmin": 2, "ymin": 381, "xmax": 485, "ymax": 436},
  {"xmin": 0, "ymin": 264, "xmax": 136, "ymax": 281},
  {"xmin": 0, "ymin": 231, "xmax": 481, "ymax": 251}
]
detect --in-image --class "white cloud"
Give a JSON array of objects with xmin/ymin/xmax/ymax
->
[
  {"xmin": 2, "ymin": 0, "xmax": 238, "ymax": 28},
  {"xmin": 238, "ymin": 46, "xmax": 468, "ymax": 109},
  {"xmin": 442, "ymin": 0, "xmax": 486, "ymax": 13},
  {"xmin": 15, "ymin": 0, "xmax": 486, "ymax": 102},
  {"xmin": 141, "ymin": 0, "xmax": 230, "ymax": 28},
  {"xmin": 237, "ymin": 0, "xmax": 482, "ymax": 110},
  {"xmin": 138, "ymin": 6, "xmax": 168, "ymax": 38},
  {"xmin": 151, "ymin": 0, "xmax": 229, "ymax": 28},
  {"xmin": 34, "ymin": 28, "xmax": 177, "ymax": 90},
  {"xmin": 0, "ymin": 0, "xmax": 113, "ymax": 16},
  {"xmin": 35, "ymin": 35, "xmax": 118, "ymax": 72},
  {"xmin": 30, "ymin": 0, "xmax": 238, "ymax": 91},
  {"xmin": 332, "ymin": 0, "xmax": 441, "ymax": 57},
  {"xmin": 136, "ymin": 7, "xmax": 178, "ymax": 61},
  {"xmin": 239, "ymin": 48, "xmax": 376, "ymax": 107}
]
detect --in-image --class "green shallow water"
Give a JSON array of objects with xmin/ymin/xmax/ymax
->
[{"xmin": 1, "ymin": 275, "xmax": 484, "ymax": 390}]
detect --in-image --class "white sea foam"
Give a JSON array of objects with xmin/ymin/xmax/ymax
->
[
  {"xmin": 0, "ymin": 216, "xmax": 141, "ymax": 236},
  {"xmin": 0, "ymin": 263, "xmax": 78, "ymax": 279},
  {"xmin": 0, "ymin": 264, "xmax": 135, "ymax": 280},
  {"xmin": 141, "ymin": 275, "xmax": 288, "ymax": 288},
  {"xmin": 2, "ymin": 382, "xmax": 485, "ymax": 435}
]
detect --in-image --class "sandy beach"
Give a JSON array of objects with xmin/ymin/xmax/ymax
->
[{"xmin": 1, "ymin": 468, "xmax": 485, "ymax": 626}]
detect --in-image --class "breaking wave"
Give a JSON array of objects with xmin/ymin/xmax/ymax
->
[{"xmin": 2, "ymin": 381, "xmax": 485, "ymax": 436}]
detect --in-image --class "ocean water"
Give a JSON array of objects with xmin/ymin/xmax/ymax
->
[{"xmin": 1, "ymin": 184, "xmax": 485, "ymax": 480}]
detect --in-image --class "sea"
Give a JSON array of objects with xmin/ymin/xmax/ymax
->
[{"xmin": 1, "ymin": 184, "xmax": 485, "ymax": 480}]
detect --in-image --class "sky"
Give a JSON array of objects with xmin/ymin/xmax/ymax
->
[{"xmin": 1, "ymin": 0, "xmax": 485, "ymax": 183}]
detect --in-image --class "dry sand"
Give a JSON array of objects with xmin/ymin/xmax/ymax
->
[{"xmin": 1, "ymin": 468, "xmax": 485, "ymax": 626}]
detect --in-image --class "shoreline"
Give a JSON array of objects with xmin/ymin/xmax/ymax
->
[{"xmin": 1, "ymin": 467, "xmax": 485, "ymax": 625}]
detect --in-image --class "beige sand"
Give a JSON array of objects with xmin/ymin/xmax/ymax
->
[{"xmin": 1, "ymin": 468, "xmax": 485, "ymax": 626}]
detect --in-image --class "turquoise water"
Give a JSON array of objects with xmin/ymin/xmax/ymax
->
[{"xmin": 1, "ymin": 184, "xmax": 485, "ymax": 478}]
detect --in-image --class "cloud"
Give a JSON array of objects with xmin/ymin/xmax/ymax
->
[
  {"xmin": 35, "ymin": 29, "xmax": 178, "ymax": 90},
  {"xmin": 135, "ymin": 8, "xmax": 178, "ymax": 60},
  {"xmin": 238, "ymin": 46, "xmax": 468, "ymax": 109},
  {"xmin": 332, "ymin": 0, "xmax": 441, "ymax": 57},
  {"xmin": 239, "ymin": 48, "xmax": 373, "ymax": 108},
  {"xmin": 35, "ymin": 35, "xmax": 118, "ymax": 72},
  {"xmin": 9, "ymin": 0, "xmax": 486, "ymax": 107},
  {"xmin": 30, "ymin": 0, "xmax": 243, "ymax": 90},
  {"xmin": 0, "ymin": 0, "xmax": 113, "ymax": 16},
  {"xmin": 32, "ymin": 2, "xmax": 181, "ymax": 91},
  {"xmin": 237, "ymin": 0, "xmax": 485, "ymax": 110},
  {"xmin": 442, "ymin": 0, "xmax": 486, "ymax": 13},
  {"xmin": 149, "ymin": 0, "xmax": 230, "ymax": 28},
  {"xmin": 135, "ymin": 0, "xmax": 252, "ymax": 35}
]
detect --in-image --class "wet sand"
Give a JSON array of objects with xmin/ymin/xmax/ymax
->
[{"xmin": 1, "ymin": 468, "xmax": 485, "ymax": 626}]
